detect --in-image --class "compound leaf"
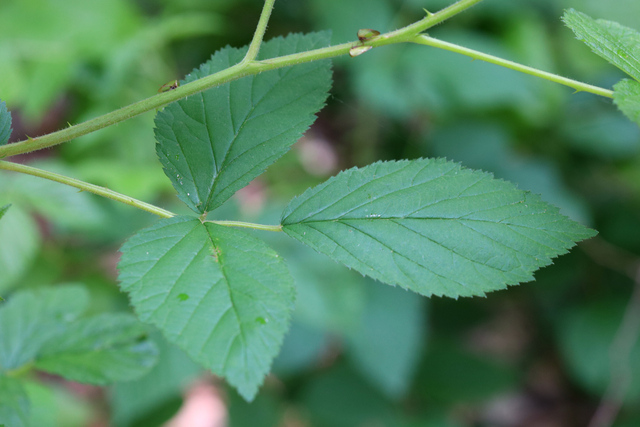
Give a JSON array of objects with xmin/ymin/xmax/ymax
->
[
  {"xmin": 118, "ymin": 216, "xmax": 295, "ymax": 400},
  {"xmin": 282, "ymin": 159, "xmax": 596, "ymax": 298},
  {"xmin": 34, "ymin": 313, "xmax": 158, "ymax": 385},
  {"xmin": 563, "ymin": 9, "xmax": 640, "ymax": 82},
  {"xmin": 0, "ymin": 100, "xmax": 11, "ymax": 146},
  {"xmin": 614, "ymin": 79, "xmax": 640, "ymax": 125},
  {"xmin": 155, "ymin": 32, "xmax": 332, "ymax": 214}
]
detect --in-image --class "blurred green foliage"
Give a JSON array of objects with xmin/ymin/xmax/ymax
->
[{"xmin": 1, "ymin": 0, "xmax": 640, "ymax": 425}]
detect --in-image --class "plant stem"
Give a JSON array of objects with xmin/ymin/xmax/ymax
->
[
  {"xmin": 0, "ymin": 0, "xmax": 486, "ymax": 160},
  {"xmin": 0, "ymin": 160, "xmax": 176, "ymax": 218},
  {"xmin": 412, "ymin": 34, "xmax": 615, "ymax": 98},
  {"xmin": 242, "ymin": 0, "xmax": 276, "ymax": 64},
  {"xmin": 0, "ymin": 160, "xmax": 286, "ymax": 229},
  {"xmin": 205, "ymin": 220, "xmax": 282, "ymax": 232}
]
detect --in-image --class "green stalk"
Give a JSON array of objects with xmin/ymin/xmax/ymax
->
[
  {"xmin": 412, "ymin": 35, "xmax": 614, "ymax": 98},
  {"xmin": 0, "ymin": 160, "xmax": 176, "ymax": 218},
  {"xmin": 242, "ymin": 0, "xmax": 276, "ymax": 64},
  {"xmin": 0, "ymin": 160, "xmax": 284, "ymax": 230}
]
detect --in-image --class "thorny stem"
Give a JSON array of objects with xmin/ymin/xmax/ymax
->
[{"xmin": 0, "ymin": 0, "xmax": 610, "ymax": 160}]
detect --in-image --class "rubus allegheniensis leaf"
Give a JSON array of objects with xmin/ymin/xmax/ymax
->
[
  {"xmin": 614, "ymin": 79, "xmax": 640, "ymax": 125},
  {"xmin": 118, "ymin": 216, "xmax": 295, "ymax": 400},
  {"xmin": 155, "ymin": 32, "xmax": 332, "ymax": 214},
  {"xmin": 563, "ymin": 9, "xmax": 640, "ymax": 82},
  {"xmin": 281, "ymin": 158, "xmax": 596, "ymax": 299}
]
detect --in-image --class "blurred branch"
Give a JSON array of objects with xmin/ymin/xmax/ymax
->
[{"xmin": 582, "ymin": 238, "xmax": 640, "ymax": 427}]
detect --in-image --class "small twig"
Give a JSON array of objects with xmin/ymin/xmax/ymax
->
[{"xmin": 587, "ymin": 255, "xmax": 640, "ymax": 427}]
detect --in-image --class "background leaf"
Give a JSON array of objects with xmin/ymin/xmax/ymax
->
[
  {"xmin": 346, "ymin": 281, "xmax": 426, "ymax": 399},
  {"xmin": 155, "ymin": 32, "xmax": 332, "ymax": 214},
  {"xmin": 0, "ymin": 376, "xmax": 29, "ymax": 427},
  {"xmin": 34, "ymin": 313, "xmax": 158, "ymax": 385},
  {"xmin": 118, "ymin": 216, "xmax": 295, "ymax": 400},
  {"xmin": 0, "ymin": 286, "xmax": 88, "ymax": 372},
  {"xmin": 614, "ymin": 78, "xmax": 640, "ymax": 125},
  {"xmin": 0, "ymin": 205, "xmax": 40, "ymax": 294},
  {"xmin": 282, "ymin": 159, "xmax": 596, "ymax": 298},
  {"xmin": 110, "ymin": 331, "xmax": 202, "ymax": 427},
  {"xmin": 0, "ymin": 286, "xmax": 157, "ymax": 386},
  {"xmin": 0, "ymin": 100, "xmax": 11, "ymax": 146},
  {"xmin": 562, "ymin": 9, "xmax": 640, "ymax": 82},
  {"xmin": 23, "ymin": 380, "xmax": 92, "ymax": 427}
]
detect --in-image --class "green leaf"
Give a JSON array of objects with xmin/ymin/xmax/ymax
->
[
  {"xmin": 118, "ymin": 216, "xmax": 295, "ymax": 400},
  {"xmin": 282, "ymin": 159, "xmax": 597, "ymax": 298},
  {"xmin": 562, "ymin": 9, "xmax": 640, "ymax": 82},
  {"xmin": 0, "ymin": 286, "xmax": 88, "ymax": 371},
  {"xmin": 23, "ymin": 380, "xmax": 92, "ymax": 427},
  {"xmin": 0, "ymin": 376, "xmax": 29, "ymax": 427},
  {"xmin": 0, "ymin": 100, "xmax": 11, "ymax": 146},
  {"xmin": 34, "ymin": 313, "xmax": 158, "ymax": 385},
  {"xmin": 0, "ymin": 205, "xmax": 41, "ymax": 293},
  {"xmin": 0, "ymin": 204, "xmax": 10, "ymax": 221},
  {"xmin": 614, "ymin": 78, "xmax": 640, "ymax": 125},
  {"xmin": 0, "ymin": 286, "xmax": 157, "ymax": 386},
  {"xmin": 155, "ymin": 32, "xmax": 332, "ymax": 214},
  {"xmin": 346, "ymin": 281, "xmax": 425, "ymax": 398}
]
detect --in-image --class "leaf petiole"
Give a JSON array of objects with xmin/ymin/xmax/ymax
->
[
  {"xmin": 411, "ymin": 34, "xmax": 614, "ymax": 98},
  {"xmin": 0, "ymin": 160, "xmax": 176, "ymax": 218}
]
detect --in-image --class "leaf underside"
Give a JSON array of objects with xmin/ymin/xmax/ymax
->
[
  {"xmin": 562, "ymin": 9, "xmax": 640, "ymax": 82},
  {"xmin": 118, "ymin": 216, "xmax": 295, "ymax": 400},
  {"xmin": 155, "ymin": 32, "xmax": 332, "ymax": 214},
  {"xmin": 282, "ymin": 158, "xmax": 596, "ymax": 299}
]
